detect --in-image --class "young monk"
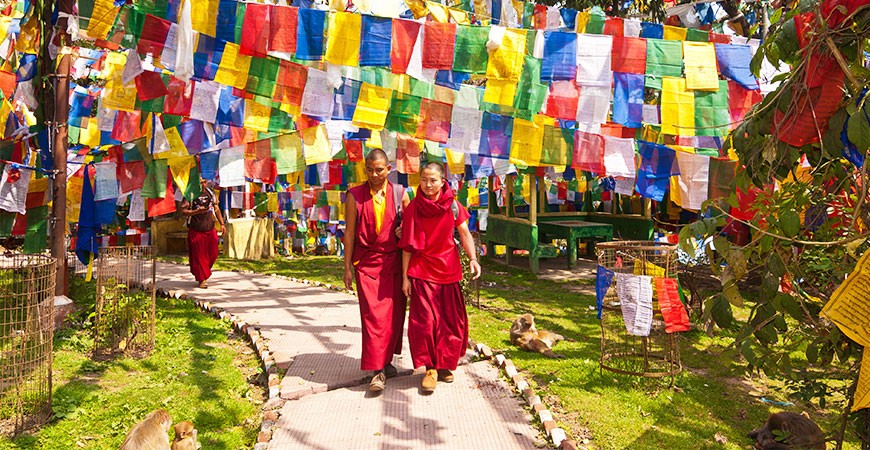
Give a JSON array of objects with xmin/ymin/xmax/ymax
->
[
  {"xmin": 399, "ymin": 162, "xmax": 481, "ymax": 393},
  {"xmin": 344, "ymin": 149, "xmax": 409, "ymax": 392}
]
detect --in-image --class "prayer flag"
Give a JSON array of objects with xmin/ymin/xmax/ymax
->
[
  {"xmin": 663, "ymin": 25, "xmax": 687, "ymax": 41},
  {"xmin": 576, "ymin": 34, "xmax": 612, "ymax": 87},
  {"xmin": 301, "ymin": 68, "xmax": 334, "ymax": 118},
  {"xmin": 509, "ymin": 115, "xmax": 545, "ymax": 167},
  {"xmin": 602, "ymin": 134, "xmax": 636, "ymax": 178},
  {"xmin": 613, "ymin": 72, "xmax": 644, "ymax": 128},
  {"xmin": 164, "ymin": 77, "xmax": 194, "ymax": 116},
  {"xmin": 453, "ymin": 25, "xmax": 489, "ymax": 74},
  {"xmin": 135, "ymin": 71, "xmax": 168, "ymax": 101},
  {"xmin": 240, "ymin": 3, "xmax": 270, "ymax": 57},
  {"xmin": 360, "ymin": 15, "xmax": 392, "ymax": 67},
  {"xmin": 640, "ymin": 22, "xmax": 663, "ymax": 39},
  {"xmin": 728, "ymin": 80, "xmax": 762, "ymax": 126},
  {"xmin": 576, "ymin": 85, "xmax": 611, "ymax": 125},
  {"xmin": 138, "ymin": 14, "xmax": 171, "ymax": 58},
  {"xmin": 573, "ymin": 129, "xmax": 605, "ymax": 174},
  {"xmin": 446, "ymin": 106, "xmax": 483, "ymax": 154},
  {"xmin": 708, "ymin": 157, "xmax": 737, "ymax": 199},
  {"xmin": 218, "ymin": 145, "xmax": 245, "ymax": 187},
  {"xmin": 616, "ymin": 273, "xmax": 654, "ymax": 337},
  {"xmin": 396, "ymin": 134, "xmax": 422, "ymax": 174},
  {"xmin": 269, "ymin": 6, "xmax": 298, "ymax": 54},
  {"xmin": 214, "ymin": 42, "xmax": 252, "ymax": 90},
  {"xmin": 541, "ymin": 123, "xmax": 573, "ymax": 166},
  {"xmin": 645, "ymin": 39, "xmax": 682, "ymax": 89},
  {"xmin": 545, "ymin": 81, "xmax": 580, "ymax": 120},
  {"xmin": 603, "ymin": 17, "xmax": 623, "ymax": 36},
  {"xmin": 416, "ymin": 98, "xmax": 452, "ymax": 143},
  {"xmin": 422, "ymin": 22, "xmax": 456, "ymax": 70},
  {"xmin": 656, "ymin": 277, "xmax": 690, "ymax": 333},
  {"xmin": 326, "ymin": 12, "xmax": 362, "ymax": 66},
  {"xmin": 391, "ymin": 19, "xmax": 421, "ymax": 74},
  {"xmin": 352, "ymin": 82, "xmax": 392, "ymax": 130},
  {"xmin": 611, "ymin": 36, "xmax": 646, "ymax": 74},
  {"xmin": 479, "ymin": 112, "xmax": 512, "ymax": 159},
  {"xmin": 191, "ymin": 0, "xmax": 219, "ymax": 36},
  {"xmin": 673, "ymin": 151, "xmax": 709, "ymax": 210},
  {"xmin": 296, "ymin": 8, "xmax": 326, "ymax": 60},
  {"xmin": 541, "ymin": 31, "xmax": 576, "ymax": 81},
  {"xmin": 483, "ymin": 78, "xmax": 518, "ymax": 107},
  {"xmin": 715, "ymin": 44, "xmax": 758, "ymax": 90},
  {"xmin": 385, "ymin": 91, "xmax": 422, "ymax": 135},
  {"xmin": 695, "ymin": 80, "xmax": 730, "ymax": 136},
  {"xmin": 274, "ymin": 133, "xmax": 305, "ymax": 174},
  {"xmin": 118, "ymin": 160, "xmax": 145, "ymax": 194},
  {"xmin": 486, "ymin": 27, "xmax": 526, "ymax": 82},
  {"xmin": 683, "ymin": 42, "xmax": 719, "ymax": 90},
  {"xmin": 274, "ymin": 61, "xmax": 308, "ymax": 108},
  {"xmin": 661, "ymin": 77, "xmax": 695, "ymax": 136},
  {"xmin": 635, "ymin": 140, "xmax": 676, "ymax": 201},
  {"xmin": 86, "ymin": 0, "xmax": 120, "ymax": 40},
  {"xmin": 333, "ymin": 77, "xmax": 362, "ymax": 120}
]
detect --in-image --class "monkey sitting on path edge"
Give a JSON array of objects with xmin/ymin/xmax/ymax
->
[
  {"xmin": 171, "ymin": 420, "xmax": 198, "ymax": 450},
  {"xmin": 119, "ymin": 409, "xmax": 172, "ymax": 450},
  {"xmin": 510, "ymin": 314, "xmax": 566, "ymax": 358},
  {"xmin": 748, "ymin": 412, "xmax": 826, "ymax": 450}
]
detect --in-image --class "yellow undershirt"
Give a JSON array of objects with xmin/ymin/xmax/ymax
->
[{"xmin": 371, "ymin": 183, "xmax": 387, "ymax": 234}]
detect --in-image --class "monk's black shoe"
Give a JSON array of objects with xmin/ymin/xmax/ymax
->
[{"xmin": 384, "ymin": 363, "xmax": 398, "ymax": 378}]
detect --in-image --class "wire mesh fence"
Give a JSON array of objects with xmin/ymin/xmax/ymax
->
[
  {"xmin": 93, "ymin": 246, "xmax": 156, "ymax": 360},
  {"xmin": 0, "ymin": 254, "xmax": 56, "ymax": 437},
  {"xmin": 597, "ymin": 241, "xmax": 682, "ymax": 381}
]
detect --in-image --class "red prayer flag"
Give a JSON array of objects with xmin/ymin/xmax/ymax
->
[
  {"xmin": 611, "ymin": 37, "xmax": 646, "ymax": 74},
  {"xmin": 546, "ymin": 81, "xmax": 580, "ymax": 120},
  {"xmin": 534, "ymin": 4, "xmax": 547, "ymax": 29},
  {"xmin": 135, "ymin": 71, "xmax": 168, "ymax": 101},
  {"xmin": 273, "ymin": 60, "xmax": 307, "ymax": 106},
  {"xmin": 118, "ymin": 160, "xmax": 146, "ymax": 194},
  {"xmin": 573, "ymin": 130, "xmax": 606, "ymax": 174},
  {"xmin": 269, "ymin": 6, "xmax": 298, "ymax": 53},
  {"xmin": 772, "ymin": 59, "xmax": 843, "ymax": 147},
  {"xmin": 391, "ymin": 19, "xmax": 421, "ymax": 74},
  {"xmin": 328, "ymin": 160, "xmax": 344, "ymax": 184},
  {"xmin": 603, "ymin": 17, "xmax": 624, "ymax": 36},
  {"xmin": 396, "ymin": 134, "xmax": 421, "ymax": 174},
  {"xmin": 146, "ymin": 171, "xmax": 176, "ymax": 217},
  {"xmin": 111, "ymin": 110, "xmax": 145, "ymax": 142},
  {"xmin": 137, "ymin": 14, "xmax": 171, "ymax": 56},
  {"xmin": 600, "ymin": 123, "xmax": 636, "ymax": 138},
  {"xmin": 0, "ymin": 70, "xmax": 15, "ymax": 98},
  {"xmin": 727, "ymin": 80, "xmax": 762, "ymax": 127},
  {"xmin": 421, "ymin": 22, "xmax": 456, "ymax": 70},
  {"xmin": 708, "ymin": 32, "xmax": 731, "ymax": 44},
  {"xmin": 416, "ymin": 98, "xmax": 452, "ymax": 143},
  {"xmin": 240, "ymin": 3, "xmax": 270, "ymax": 57},
  {"xmin": 12, "ymin": 213, "xmax": 25, "ymax": 235},
  {"xmin": 344, "ymin": 139, "xmax": 363, "ymax": 162},
  {"xmin": 656, "ymin": 277, "xmax": 690, "ymax": 333},
  {"xmin": 164, "ymin": 77, "xmax": 194, "ymax": 116}
]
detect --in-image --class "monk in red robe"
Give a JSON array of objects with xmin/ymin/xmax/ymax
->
[
  {"xmin": 399, "ymin": 162, "xmax": 481, "ymax": 393},
  {"xmin": 180, "ymin": 179, "xmax": 223, "ymax": 288},
  {"xmin": 344, "ymin": 149, "xmax": 408, "ymax": 392}
]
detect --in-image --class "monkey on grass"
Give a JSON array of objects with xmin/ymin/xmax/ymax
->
[
  {"xmin": 171, "ymin": 420, "xmax": 198, "ymax": 450},
  {"xmin": 748, "ymin": 412, "xmax": 827, "ymax": 450},
  {"xmin": 509, "ymin": 313, "xmax": 566, "ymax": 358},
  {"xmin": 119, "ymin": 409, "xmax": 172, "ymax": 450}
]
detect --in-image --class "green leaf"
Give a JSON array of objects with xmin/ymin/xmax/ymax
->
[
  {"xmin": 770, "ymin": 7, "xmax": 783, "ymax": 24},
  {"xmin": 677, "ymin": 226, "xmax": 695, "ymax": 255},
  {"xmin": 779, "ymin": 210, "xmax": 801, "ymax": 238},
  {"xmin": 710, "ymin": 294, "xmax": 733, "ymax": 329},
  {"xmin": 806, "ymin": 341, "xmax": 819, "ymax": 364},
  {"xmin": 760, "ymin": 234, "xmax": 773, "ymax": 254},
  {"xmin": 767, "ymin": 252, "xmax": 786, "ymax": 278},
  {"xmin": 740, "ymin": 339, "xmax": 757, "ymax": 365},
  {"xmin": 722, "ymin": 280, "xmax": 744, "ymax": 307},
  {"xmin": 754, "ymin": 322, "xmax": 779, "ymax": 346},
  {"xmin": 822, "ymin": 109, "xmax": 848, "ymax": 157},
  {"xmin": 846, "ymin": 111, "xmax": 870, "ymax": 150},
  {"xmin": 779, "ymin": 294, "xmax": 804, "ymax": 321}
]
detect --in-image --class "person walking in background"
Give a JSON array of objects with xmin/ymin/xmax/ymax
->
[
  {"xmin": 180, "ymin": 178, "xmax": 223, "ymax": 288},
  {"xmin": 399, "ymin": 162, "xmax": 481, "ymax": 393},
  {"xmin": 344, "ymin": 149, "xmax": 409, "ymax": 392}
]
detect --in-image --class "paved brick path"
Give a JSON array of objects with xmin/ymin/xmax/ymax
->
[{"xmin": 154, "ymin": 262, "xmax": 541, "ymax": 449}]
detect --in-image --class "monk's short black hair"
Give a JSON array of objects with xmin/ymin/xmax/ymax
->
[
  {"xmin": 365, "ymin": 148, "xmax": 389, "ymax": 164},
  {"xmin": 421, "ymin": 162, "xmax": 445, "ymax": 178}
]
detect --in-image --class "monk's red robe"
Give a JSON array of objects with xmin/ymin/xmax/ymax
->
[
  {"xmin": 349, "ymin": 183, "xmax": 406, "ymax": 371},
  {"xmin": 188, "ymin": 228, "xmax": 219, "ymax": 283},
  {"xmin": 399, "ymin": 185, "xmax": 470, "ymax": 370}
]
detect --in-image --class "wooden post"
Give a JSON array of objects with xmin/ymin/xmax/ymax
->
[
  {"xmin": 47, "ymin": 8, "xmax": 71, "ymax": 296},
  {"xmin": 529, "ymin": 173, "xmax": 538, "ymax": 274}
]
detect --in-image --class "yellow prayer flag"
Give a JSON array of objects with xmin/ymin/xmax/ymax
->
[
  {"xmin": 663, "ymin": 25, "xmax": 687, "ymax": 41},
  {"xmin": 157, "ymin": 126, "xmax": 191, "ymax": 159},
  {"xmin": 433, "ymin": 85, "xmax": 456, "ymax": 104},
  {"xmin": 467, "ymin": 186, "xmax": 479, "ymax": 205},
  {"xmin": 683, "ymin": 42, "xmax": 720, "ymax": 91},
  {"xmin": 0, "ymin": 100, "xmax": 10, "ymax": 132},
  {"xmin": 214, "ymin": 43, "xmax": 252, "ymax": 90},
  {"xmin": 16, "ymin": 16, "xmax": 41, "ymax": 53},
  {"xmin": 267, "ymin": 192, "xmax": 279, "ymax": 212},
  {"xmin": 326, "ymin": 190, "xmax": 342, "ymax": 206},
  {"xmin": 669, "ymin": 176, "xmax": 683, "ymax": 207},
  {"xmin": 67, "ymin": 175, "xmax": 83, "ymax": 223},
  {"xmin": 352, "ymin": 83, "xmax": 393, "ymax": 131},
  {"xmin": 449, "ymin": 9, "xmax": 470, "ymax": 25},
  {"xmin": 302, "ymin": 124, "xmax": 331, "ymax": 165},
  {"xmin": 80, "ymin": 119, "xmax": 102, "ymax": 148},
  {"xmin": 101, "ymin": 51, "xmax": 128, "ymax": 80},
  {"xmin": 329, "ymin": 0, "xmax": 347, "ymax": 11},
  {"xmin": 854, "ymin": 351, "xmax": 870, "ymax": 412},
  {"xmin": 0, "ymin": 17, "xmax": 12, "ymax": 45},
  {"xmin": 407, "ymin": 172, "xmax": 420, "ymax": 189},
  {"xmin": 575, "ymin": 12, "xmax": 590, "ymax": 33},
  {"xmin": 483, "ymin": 78, "xmax": 517, "ymax": 106},
  {"xmin": 353, "ymin": 160, "xmax": 367, "ymax": 181},
  {"xmin": 29, "ymin": 177, "xmax": 49, "ymax": 193},
  {"xmin": 326, "ymin": 12, "xmax": 362, "ymax": 66},
  {"xmin": 509, "ymin": 115, "xmax": 545, "ymax": 167},
  {"xmin": 86, "ymin": 0, "xmax": 120, "ymax": 40},
  {"xmin": 427, "ymin": 1, "xmax": 450, "ymax": 23},
  {"xmin": 445, "ymin": 148, "xmax": 465, "ymax": 174},
  {"xmin": 168, "ymin": 156, "xmax": 196, "ymax": 196},
  {"xmin": 661, "ymin": 77, "xmax": 695, "ymax": 137},
  {"xmin": 392, "ymin": 74, "xmax": 412, "ymax": 94},
  {"xmin": 244, "ymin": 100, "xmax": 271, "ymax": 132},
  {"xmin": 404, "ymin": 0, "xmax": 429, "ymax": 19},
  {"xmin": 822, "ymin": 249, "xmax": 870, "ymax": 346},
  {"xmin": 367, "ymin": 130, "xmax": 383, "ymax": 149},
  {"xmin": 667, "ymin": 144, "xmax": 696, "ymax": 154},
  {"xmin": 191, "ymin": 0, "xmax": 219, "ymax": 36},
  {"xmin": 486, "ymin": 28, "xmax": 526, "ymax": 82}
]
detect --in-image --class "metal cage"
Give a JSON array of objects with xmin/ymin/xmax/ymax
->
[
  {"xmin": 0, "ymin": 254, "xmax": 56, "ymax": 436},
  {"xmin": 93, "ymin": 246, "xmax": 156, "ymax": 359},
  {"xmin": 597, "ymin": 241, "xmax": 682, "ymax": 380}
]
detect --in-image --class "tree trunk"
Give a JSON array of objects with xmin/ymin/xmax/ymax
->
[{"xmin": 718, "ymin": 0, "xmax": 751, "ymax": 37}]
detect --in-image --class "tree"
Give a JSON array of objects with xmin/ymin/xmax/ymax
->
[{"xmin": 684, "ymin": 1, "xmax": 870, "ymax": 447}]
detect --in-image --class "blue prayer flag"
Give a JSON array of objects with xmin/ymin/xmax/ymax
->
[
  {"xmin": 435, "ymin": 70, "xmax": 471, "ymax": 90},
  {"xmin": 613, "ymin": 72, "xmax": 645, "ymax": 128},
  {"xmin": 595, "ymin": 265, "xmax": 614, "ymax": 319},
  {"xmin": 714, "ymin": 44, "xmax": 759, "ymax": 91},
  {"xmin": 560, "ymin": 8, "xmax": 577, "ymax": 30},
  {"xmin": 479, "ymin": 113, "xmax": 512, "ymax": 159},
  {"xmin": 216, "ymin": 87, "xmax": 245, "ymax": 127},
  {"xmin": 640, "ymin": 22, "xmax": 663, "ymax": 39},
  {"xmin": 491, "ymin": 0, "xmax": 501, "ymax": 25},
  {"xmin": 296, "ymin": 8, "xmax": 326, "ymax": 61},
  {"xmin": 178, "ymin": 120, "xmax": 207, "ymax": 154},
  {"xmin": 216, "ymin": 0, "xmax": 237, "ymax": 43},
  {"xmin": 635, "ymin": 141, "xmax": 678, "ymax": 202},
  {"xmin": 333, "ymin": 78, "xmax": 362, "ymax": 121},
  {"xmin": 199, "ymin": 150, "xmax": 220, "ymax": 180},
  {"xmin": 541, "ymin": 31, "xmax": 577, "ymax": 82},
  {"xmin": 194, "ymin": 35, "xmax": 225, "ymax": 81},
  {"xmin": 360, "ymin": 15, "xmax": 392, "ymax": 67},
  {"xmin": 75, "ymin": 167, "xmax": 101, "ymax": 265}
]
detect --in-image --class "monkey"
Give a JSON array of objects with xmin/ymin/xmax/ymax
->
[
  {"xmin": 171, "ymin": 420, "xmax": 198, "ymax": 450},
  {"xmin": 509, "ymin": 314, "xmax": 566, "ymax": 358},
  {"xmin": 119, "ymin": 409, "xmax": 172, "ymax": 450},
  {"xmin": 748, "ymin": 412, "xmax": 827, "ymax": 450}
]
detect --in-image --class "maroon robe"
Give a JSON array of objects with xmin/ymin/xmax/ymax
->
[
  {"xmin": 188, "ymin": 228, "xmax": 219, "ymax": 283},
  {"xmin": 349, "ymin": 183, "xmax": 406, "ymax": 371}
]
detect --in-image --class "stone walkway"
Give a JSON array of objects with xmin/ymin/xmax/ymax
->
[{"xmin": 153, "ymin": 262, "xmax": 541, "ymax": 449}]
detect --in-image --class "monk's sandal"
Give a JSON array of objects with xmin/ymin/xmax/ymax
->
[
  {"xmin": 437, "ymin": 369, "xmax": 454, "ymax": 383},
  {"xmin": 422, "ymin": 369, "xmax": 438, "ymax": 392},
  {"xmin": 369, "ymin": 371, "xmax": 386, "ymax": 392}
]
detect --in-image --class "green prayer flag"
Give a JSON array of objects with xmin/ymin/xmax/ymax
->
[
  {"xmin": 68, "ymin": 126, "xmax": 81, "ymax": 145},
  {"xmin": 255, "ymin": 192, "xmax": 268, "ymax": 213},
  {"xmin": 385, "ymin": 92, "xmax": 422, "ymax": 135},
  {"xmin": 522, "ymin": 2, "xmax": 534, "ymax": 29},
  {"xmin": 453, "ymin": 25, "xmax": 489, "ymax": 74},
  {"xmin": 137, "ymin": 0, "xmax": 168, "ymax": 16},
  {"xmin": 141, "ymin": 159, "xmax": 168, "ymax": 199},
  {"xmin": 645, "ymin": 40, "xmax": 683, "ymax": 89},
  {"xmin": 0, "ymin": 211, "xmax": 13, "ymax": 237},
  {"xmin": 360, "ymin": 67, "xmax": 393, "ymax": 88},
  {"xmin": 235, "ymin": 2, "xmax": 247, "ymax": 44},
  {"xmin": 513, "ymin": 56, "xmax": 546, "ymax": 120},
  {"xmin": 268, "ymin": 109, "xmax": 294, "ymax": 133},
  {"xmin": 273, "ymin": 135, "xmax": 305, "ymax": 174},
  {"xmin": 686, "ymin": 28, "xmax": 709, "ymax": 42},
  {"xmin": 161, "ymin": 114, "xmax": 183, "ymax": 129},
  {"xmin": 423, "ymin": 140, "xmax": 444, "ymax": 159},
  {"xmin": 585, "ymin": 7, "xmax": 606, "ymax": 34},
  {"xmin": 184, "ymin": 166, "xmax": 202, "ymax": 201},
  {"xmin": 694, "ymin": 80, "xmax": 730, "ymax": 136},
  {"xmin": 137, "ymin": 96, "xmax": 165, "ymax": 113},
  {"xmin": 409, "ymin": 78, "xmax": 434, "ymax": 99},
  {"xmin": 247, "ymin": 57, "xmax": 280, "ymax": 98},
  {"xmin": 540, "ymin": 124, "xmax": 574, "ymax": 166}
]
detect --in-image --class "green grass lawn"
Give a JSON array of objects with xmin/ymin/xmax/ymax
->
[
  {"xmin": 201, "ymin": 254, "xmax": 860, "ymax": 450},
  {"xmin": 0, "ymin": 278, "xmax": 264, "ymax": 450}
]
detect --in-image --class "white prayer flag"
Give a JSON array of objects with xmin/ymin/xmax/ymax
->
[
  {"xmin": 623, "ymin": 19, "xmax": 642, "ymax": 38},
  {"xmin": 674, "ymin": 151, "xmax": 710, "ymax": 210},
  {"xmin": 614, "ymin": 176, "xmax": 636, "ymax": 196},
  {"xmin": 301, "ymin": 68, "xmax": 335, "ymax": 118},
  {"xmin": 93, "ymin": 162, "xmax": 119, "ymax": 201},
  {"xmin": 128, "ymin": 189, "xmax": 145, "ymax": 221},
  {"xmin": 616, "ymin": 273, "xmax": 654, "ymax": 336},
  {"xmin": 218, "ymin": 145, "xmax": 245, "ymax": 187},
  {"xmin": 0, "ymin": 166, "xmax": 31, "ymax": 215},
  {"xmin": 576, "ymin": 85, "xmax": 611, "ymax": 125},
  {"xmin": 576, "ymin": 34, "xmax": 613, "ymax": 87},
  {"xmin": 190, "ymin": 81, "xmax": 220, "ymax": 123},
  {"xmin": 603, "ymin": 135, "xmax": 636, "ymax": 179},
  {"xmin": 446, "ymin": 106, "xmax": 483, "ymax": 154},
  {"xmin": 174, "ymin": 0, "xmax": 195, "ymax": 82}
]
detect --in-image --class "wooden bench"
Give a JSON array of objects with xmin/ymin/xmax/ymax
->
[{"xmin": 537, "ymin": 220, "xmax": 613, "ymax": 269}]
